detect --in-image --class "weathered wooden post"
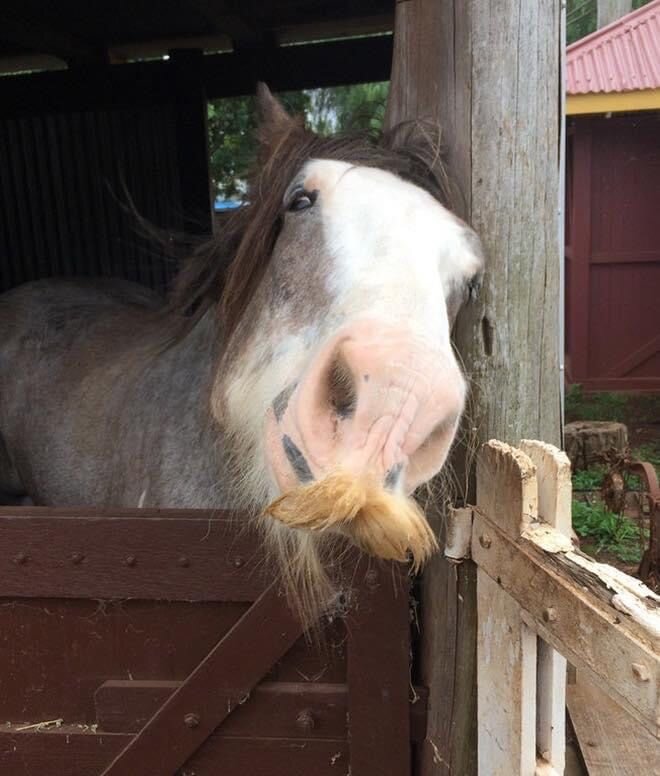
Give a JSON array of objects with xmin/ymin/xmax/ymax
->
[{"xmin": 385, "ymin": 1, "xmax": 561, "ymax": 772}]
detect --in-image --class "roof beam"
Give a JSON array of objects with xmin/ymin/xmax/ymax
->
[
  {"xmin": 0, "ymin": 35, "xmax": 393, "ymax": 117},
  {"xmin": 0, "ymin": 17, "xmax": 106, "ymax": 65},
  {"xmin": 188, "ymin": 0, "xmax": 263, "ymax": 49},
  {"xmin": 275, "ymin": 13, "xmax": 394, "ymax": 46}
]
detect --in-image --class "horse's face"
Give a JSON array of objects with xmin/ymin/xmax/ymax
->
[{"xmin": 217, "ymin": 156, "xmax": 483, "ymax": 503}]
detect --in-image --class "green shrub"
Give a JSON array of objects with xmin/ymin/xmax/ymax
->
[
  {"xmin": 572, "ymin": 500, "xmax": 646, "ymax": 564},
  {"xmin": 572, "ymin": 467, "xmax": 605, "ymax": 490}
]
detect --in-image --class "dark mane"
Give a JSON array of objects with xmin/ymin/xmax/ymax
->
[{"xmin": 166, "ymin": 117, "xmax": 453, "ymax": 341}]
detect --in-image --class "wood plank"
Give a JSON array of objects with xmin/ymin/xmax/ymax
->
[
  {"xmin": 605, "ymin": 333, "xmax": 660, "ymax": 379},
  {"xmin": 0, "ymin": 599, "xmax": 248, "ymax": 725},
  {"xmin": 0, "ymin": 727, "xmax": 348, "ymax": 776},
  {"xmin": 101, "ymin": 582, "xmax": 306, "ymax": 775},
  {"xmin": 0, "ymin": 599, "xmax": 350, "ymax": 726},
  {"xmin": 185, "ymin": 735, "xmax": 349, "ymax": 776},
  {"xmin": 591, "ymin": 250, "xmax": 660, "ymax": 264},
  {"xmin": 477, "ymin": 440, "xmax": 538, "ymax": 538},
  {"xmin": 94, "ymin": 679, "xmax": 429, "ymax": 740},
  {"xmin": 520, "ymin": 440, "xmax": 572, "ymax": 773},
  {"xmin": 476, "ymin": 440, "xmax": 539, "ymax": 774},
  {"xmin": 567, "ymin": 676, "xmax": 660, "ymax": 776},
  {"xmin": 0, "ymin": 510, "xmax": 268, "ymax": 601},
  {"xmin": 170, "ymin": 49, "xmax": 212, "ymax": 235},
  {"xmin": 0, "ymin": 37, "xmax": 393, "ymax": 117},
  {"xmin": 567, "ymin": 122, "xmax": 593, "ymax": 381},
  {"xmin": 472, "ymin": 512, "xmax": 660, "ymax": 738},
  {"xmin": 568, "ymin": 376, "xmax": 660, "ymax": 393},
  {"xmin": 477, "ymin": 571, "xmax": 538, "ymax": 775},
  {"xmin": 347, "ymin": 560, "xmax": 412, "ymax": 776}
]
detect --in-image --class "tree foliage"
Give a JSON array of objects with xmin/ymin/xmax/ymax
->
[
  {"xmin": 207, "ymin": 82, "xmax": 389, "ymax": 199},
  {"xmin": 567, "ymin": 0, "xmax": 652, "ymax": 45}
]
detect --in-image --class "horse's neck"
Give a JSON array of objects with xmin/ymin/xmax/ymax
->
[{"xmin": 114, "ymin": 311, "xmax": 235, "ymax": 508}]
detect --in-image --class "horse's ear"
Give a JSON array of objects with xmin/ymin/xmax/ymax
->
[{"xmin": 256, "ymin": 83, "xmax": 299, "ymax": 133}]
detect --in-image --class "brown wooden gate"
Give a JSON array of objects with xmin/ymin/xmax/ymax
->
[
  {"xmin": 565, "ymin": 112, "xmax": 660, "ymax": 392},
  {"xmin": 0, "ymin": 507, "xmax": 425, "ymax": 775}
]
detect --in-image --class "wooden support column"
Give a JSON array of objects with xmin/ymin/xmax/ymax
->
[
  {"xmin": 597, "ymin": 0, "xmax": 632, "ymax": 28},
  {"xmin": 567, "ymin": 120, "xmax": 592, "ymax": 383},
  {"xmin": 170, "ymin": 49, "xmax": 212, "ymax": 235},
  {"xmin": 386, "ymin": 1, "xmax": 561, "ymax": 773}
]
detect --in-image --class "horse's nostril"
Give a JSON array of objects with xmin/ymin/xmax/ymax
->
[
  {"xmin": 385, "ymin": 462, "xmax": 403, "ymax": 490},
  {"xmin": 326, "ymin": 353, "xmax": 357, "ymax": 419}
]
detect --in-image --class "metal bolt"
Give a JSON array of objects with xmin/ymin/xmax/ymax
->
[
  {"xmin": 184, "ymin": 713, "xmax": 200, "ymax": 729},
  {"xmin": 13, "ymin": 552, "xmax": 28, "ymax": 565},
  {"xmin": 365, "ymin": 569, "xmax": 379, "ymax": 589},
  {"xmin": 632, "ymin": 663, "xmax": 650, "ymax": 682},
  {"xmin": 177, "ymin": 556, "xmax": 190, "ymax": 568},
  {"xmin": 479, "ymin": 534, "xmax": 492, "ymax": 549},
  {"xmin": 71, "ymin": 552, "xmax": 85, "ymax": 565},
  {"xmin": 124, "ymin": 555, "xmax": 137, "ymax": 567},
  {"xmin": 296, "ymin": 710, "xmax": 315, "ymax": 731},
  {"xmin": 233, "ymin": 556, "xmax": 244, "ymax": 568},
  {"xmin": 542, "ymin": 607, "xmax": 558, "ymax": 623}
]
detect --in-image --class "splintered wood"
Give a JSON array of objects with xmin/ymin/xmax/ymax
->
[{"xmin": 470, "ymin": 439, "xmax": 660, "ymax": 776}]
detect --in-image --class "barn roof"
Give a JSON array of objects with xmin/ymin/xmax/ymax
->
[{"xmin": 567, "ymin": 0, "xmax": 660, "ymax": 95}]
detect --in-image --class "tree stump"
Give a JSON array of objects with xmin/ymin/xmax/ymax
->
[{"xmin": 564, "ymin": 421, "xmax": 628, "ymax": 471}]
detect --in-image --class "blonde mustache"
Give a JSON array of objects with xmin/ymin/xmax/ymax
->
[{"xmin": 263, "ymin": 470, "xmax": 438, "ymax": 571}]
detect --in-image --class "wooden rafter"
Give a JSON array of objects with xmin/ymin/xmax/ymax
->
[
  {"xmin": 188, "ymin": 0, "xmax": 262, "ymax": 48},
  {"xmin": 0, "ymin": 16, "xmax": 106, "ymax": 65}
]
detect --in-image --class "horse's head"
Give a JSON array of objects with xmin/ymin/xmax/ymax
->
[{"xmin": 182, "ymin": 86, "xmax": 483, "ymax": 611}]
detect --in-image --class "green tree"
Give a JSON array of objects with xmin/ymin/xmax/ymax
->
[
  {"xmin": 567, "ymin": 0, "xmax": 652, "ymax": 45},
  {"xmin": 207, "ymin": 82, "xmax": 389, "ymax": 199},
  {"xmin": 307, "ymin": 82, "xmax": 388, "ymax": 134},
  {"xmin": 207, "ymin": 90, "xmax": 311, "ymax": 199}
]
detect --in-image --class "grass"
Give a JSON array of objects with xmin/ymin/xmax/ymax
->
[
  {"xmin": 572, "ymin": 466, "xmax": 606, "ymax": 490},
  {"xmin": 565, "ymin": 385, "xmax": 628, "ymax": 423},
  {"xmin": 571, "ymin": 500, "xmax": 646, "ymax": 565},
  {"xmin": 565, "ymin": 385, "xmax": 658, "ymax": 568},
  {"xmin": 634, "ymin": 442, "xmax": 660, "ymax": 470},
  {"xmin": 572, "ymin": 465, "xmax": 642, "ymax": 491},
  {"xmin": 565, "ymin": 384, "xmax": 659, "ymax": 426}
]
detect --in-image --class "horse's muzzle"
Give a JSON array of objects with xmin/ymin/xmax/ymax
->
[{"xmin": 265, "ymin": 319, "xmax": 466, "ymax": 496}]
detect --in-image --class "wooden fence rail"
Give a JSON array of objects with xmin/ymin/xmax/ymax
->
[{"xmin": 455, "ymin": 440, "xmax": 660, "ymax": 776}]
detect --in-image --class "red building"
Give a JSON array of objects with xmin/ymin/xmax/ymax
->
[{"xmin": 565, "ymin": 0, "xmax": 660, "ymax": 391}]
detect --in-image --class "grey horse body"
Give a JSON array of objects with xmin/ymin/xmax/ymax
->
[{"xmin": 0, "ymin": 279, "xmax": 231, "ymax": 507}]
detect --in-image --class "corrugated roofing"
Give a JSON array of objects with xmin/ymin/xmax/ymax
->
[{"xmin": 567, "ymin": 0, "xmax": 660, "ymax": 94}]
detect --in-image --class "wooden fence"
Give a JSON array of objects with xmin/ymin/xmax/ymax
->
[
  {"xmin": 448, "ymin": 440, "xmax": 660, "ymax": 775},
  {"xmin": 0, "ymin": 508, "xmax": 422, "ymax": 775},
  {"xmin": 0, "ymin": 442, "xmax": 657, "ymax": 774}
]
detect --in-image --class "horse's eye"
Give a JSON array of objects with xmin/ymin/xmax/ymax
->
[{"xmin": 288, "ymin": 190, "xmax": 317, "ymax": 212}]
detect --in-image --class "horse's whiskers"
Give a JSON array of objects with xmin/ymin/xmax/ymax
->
[{"xmin": 263, "ymin": 471, "xmax": 438, "ymax": 571}]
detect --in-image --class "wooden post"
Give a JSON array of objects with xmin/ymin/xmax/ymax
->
[
  {"xmin": 567, "ymin": 121, "xmax": 592, "ymax": 383},
  {"xmin": 169, "ymin": 49, "xmax": 212, "ymax": 235},
  {"xmin": 386, "ymin": 1, "xmax": 561, "ymax": 773}
]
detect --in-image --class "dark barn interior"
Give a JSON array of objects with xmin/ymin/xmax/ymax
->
[{"xmin": 0, "ymin": 1, "xmax": 394, "ymax": 295}]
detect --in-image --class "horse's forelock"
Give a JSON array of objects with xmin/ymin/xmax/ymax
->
[{"xmin": 165, "ymin": 116, "xmax": 452, "ymax": 343}]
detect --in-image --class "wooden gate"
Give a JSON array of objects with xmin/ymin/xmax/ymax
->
[
  {"xmin": 0, "ymin": 507, "xmax": 425, "ymax": 775},
  {"xmin": 457, "ymin": 440, "xmax": 660, "ymax": 774}
]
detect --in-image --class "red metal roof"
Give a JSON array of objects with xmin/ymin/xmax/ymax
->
[{"xmin": 567, "ymin": 0, "xmax": 660, "ymax": 95}]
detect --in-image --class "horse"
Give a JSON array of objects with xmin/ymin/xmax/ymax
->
[{"xmin": 0, "ymin": 85, "xmax": 484, "ymax": 617}]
